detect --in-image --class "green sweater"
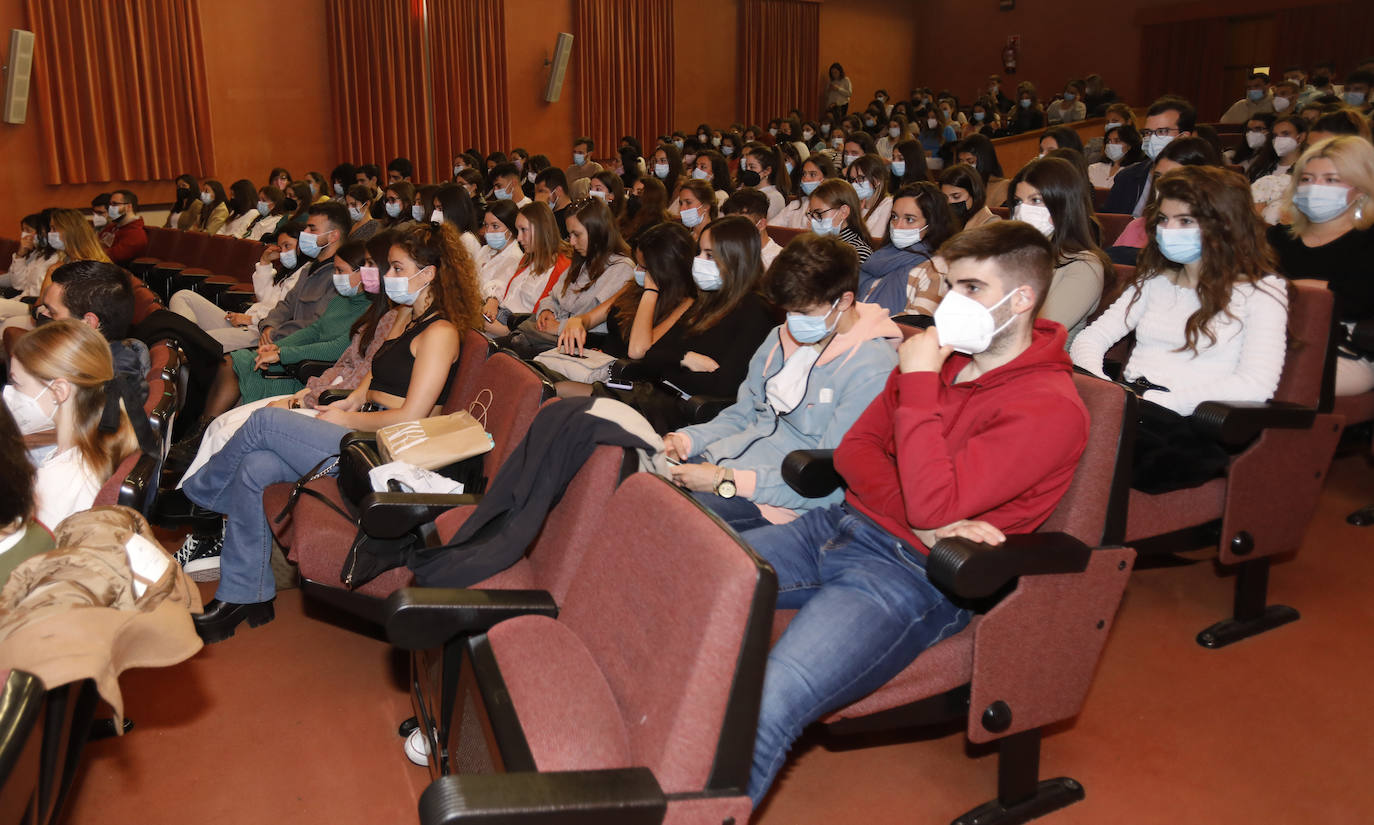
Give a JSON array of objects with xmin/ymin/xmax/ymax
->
[
  {"xmin": 233, "ymin": 292, "xmax": 372, "ymax": 402},
  {"xmin": 0, "ymin": 522, "xmax": 55, "ymax": 587}
]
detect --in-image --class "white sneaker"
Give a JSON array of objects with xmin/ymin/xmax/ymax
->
[{"xmin": 404, "ymin": 727, "xmax": 431, "ymax": 766}]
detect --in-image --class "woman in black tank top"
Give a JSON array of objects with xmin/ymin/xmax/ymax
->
[{"xmin": 179, "ymin": 222, "xmax": 484, "ymax": 640}]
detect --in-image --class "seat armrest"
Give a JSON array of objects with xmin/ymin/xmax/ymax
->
[
  {"xmin": 358, "ymin": 491, "xmax": 483, "ymax": 538},
  {"xmin": 288, "ymin": 360, "xmax": 334, "ymax": 381},
  {"xmin": 782, "ymin": 449, "xmax": 841, "ymax": 498},
  {"xmin": 340, "ymin": 430, "xmax": 378, "ymax": 451},
  {"xmin": 317, "ymin": 388, "xmax": 354, "ymax": 407},
  {"xmin": 1189, "ymin": 400, "xmax": 1317, "ymax": 447},
  {"xmin": 927, "ymin": 533, "xmax": 1094, "ymax": 599},
  {"xmin": 385, "ymin": 587, "xmax": 559, "ymax": 650},
  {"xmin": 418, "ymin": 769, "xmax": 667, "ymax": 825},
  {"xmin": 681, "ymin": 393, "xmax": 734, "ymax": 424}
]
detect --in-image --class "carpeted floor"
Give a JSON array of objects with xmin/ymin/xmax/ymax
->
[{"xmin": 62, "ymin": 454, "xmax": 1374, "ymax": 824}]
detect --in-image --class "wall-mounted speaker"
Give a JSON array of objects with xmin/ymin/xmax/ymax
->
[
  {"xmin": 544, "ymin": 32, "xmax": 573, "ymax": 103},
  {"xmin": 3, "ymin": 29, "xmax": 34, "ymax": 125}
]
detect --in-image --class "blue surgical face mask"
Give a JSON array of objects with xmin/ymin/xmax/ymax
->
[
  {"xmin": 973, "ymin": 111, "xmax": 986, "ymax": 122},
  {"xmin": 256, "ymin": 200, "xmax": 271, "ymax": 216},
  {"xmin": 852, "ymin": 179, "xmax": 874, "ymax": 200},
  {"xmin": 334, "ymin": 182, "xmax": 345, "ymax": 196},
  {"xmin": 298, "ymin": 230, "xmax": 326, "ymax": 258},
  {"xmin": 692, "ymin": 166, "xmax": 711, "ymax": 180},
  {"xmin": 890, "ymin": 225, "xmax": 923, "ymax": 249},
  {"xmin": 654, "ymin": 162, "xmax": 671, "ymax": 179},
  {"xmin": 633, "ymin": 266, "xmax": 646, "ymax": 288},
  {"xmin": 200, "ymin": 191, "xmax": 213, "ymax": 204},
  {"xmin": 384, "ymin": 268, "xmax": 429, "ymax": 305},
  {"xmin": 810, "ymin": 215, "xmax": 840, "ymax": 236},
  {"xmin": 681, "ymin": 204, "xmax": 704, "ymax": 229},
  {"xmin": 1020, "ymin": 98, "xmax": 1032, "ymax": 109},
  {"xmin": 333, "ymin": 271, "xmax": 361, "ymax": 296},
  {"xmin": 1247, "ymin": 89, "xmax": 1265, "ymax": 103},
  {"xmin": 485, "ymin": 231, "xmax": 509, "ymax": 251},
  {"xmin": 691, "ymin": 257, "xmax": 723, "ymax": 291},
  {"xmin": 1156, "ymin": 226, "xmax": 1203, "ymax": 264},
  {"xmin": 107, "ymin": 204, "xmax": 122, "ymax": 221},
  {"xmin": 891, "ymin": 160, "xmax": 906, "ymax": 177},
  {"xmin": 46, "ymin": 231, "xmax": 64, "ymax": 251},
  {"xmin": 385, "ymin": 201, "xmax": 402, "ymax": 218},
  {"xmin": 279, "ymin": 248, "xmax": 298, "ymax": 269},
  {"xmin": 1346, "ymin": 91, "xmax": 1367, "ymax": 107},
  {"xmin": 1143, "ymin": 133, "xmax": 1175, "ymax": 160},
  {"xmin": 1063, "ymin": 92, "xmax": 1077, "ymax": 102},
  {"xmin": 800, "ymin": 179, "xmax": 821, "ymax": 195},
  {"xmin": 573, "ymin": 152, "xmax": 586, "ymax": 166},
  {"xmin": 1293, "ymin": 183, "xmax": 1353, "ymax": 224},
  {"xmin": 721, "ymin": 145, "xmax": 734, "ymax": 157},
  {"xmin": 412, "ymin": 204, "xmax": 426, "ymax": 221},
  {"xmin": 786, "ymin": 297, "xmax": 841, "ymax": 344},
  {"xmin": 349, "ymin": 205, "xmax": 366, "ymax": 222},
  {"xmin": 493, "ymin": 185, "xmax": 514, "ymax": 201}
]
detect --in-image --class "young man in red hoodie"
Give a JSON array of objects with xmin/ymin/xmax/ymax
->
[
  {"xmin": 101, "ymin": 190, "xmax": 148, "ymax": 266},
  {"xmin": 742, "ymin": 220, "xmax": 1091, "ymax": 804}
]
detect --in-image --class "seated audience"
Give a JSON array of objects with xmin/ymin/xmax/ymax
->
[
  {"xmin": 891, "ymin": 139, "xmax": 932, "ymax": 189},
  {"xmin": 844, "ymin": 154, "xmax": 894, "ymax": 238},
  {"xmin": 1227, "ymin": 114, "xmax": 1276, "ymax": 175},
  {"xmin": 1088, "ymin": 124, "xmax": 1144, "ymax": 189},
  {"xmin": 1009, "ymin": 156, "xmax": 1110, "ymax": 342},
  {"xmin": 381, "ymin": 182, "xmax": 416, "ymax": 228},
  {"xmin": 676, "ymin": 179, "xmax": 719, "ymax": 242},
  {"xmin": 939, "ymin": 164, "xmax": 1001, "ymax": 230},
  {"xmin": 1267, "ymin": 136, "xmax": 1374, "ymax": 396},
  {"xmin": 589, "ymin": 170, "xmax": 628, "ymax": 218},
  {"xmin": 1046, "ymin": 79, "xmax": 1088, "ymax": 123},
  {"xmin": 489, "ymin": 162, "xmax": 532, "ymax": 207},
  {"xmin": 736, "ymin": 221, "xmax": 1090, "ymax": 807},
  {"xmin": 1251, "ymin": 115, "xmax": 1310, "ymax": 224},
  {"xmin": 1083, "ymin": 103, "xmax": 1138, "ymax": 164},
  {"xmin": 1008, "ymin": 81, "xmax": 1048, "ymax": 134},
  {"xmin": 166, "ymin": 175, "xmax": 203, "ymax": 230},
  {"xmin": 566, "ymin": 136, "xmax": 603, "ymax": 185},
  {"xmin": 0, "ymin": 214, "xmax": 57, "ymax": 323},
  {"xmin": 740, "ymin": 143, "xmax": 788, "ymax": 219},
  {"xmin": 432, "ymin": 183, "xmax": 483, "ymax": 261},
  {"xmin": 247, "ymin": 185, "xmax": 289, "ymax": 242},
  {"xmin": 806, "ymin": 179, "xmax": 873, "ymax": 264},
  {"xmin": 1103, "ymin": 96, "xmax": 1195, "ymax": 216},
  {"xmin": 956, "ymin": 134, "xmax": 1009, "ymax": 208},
  {"xmin": 178, "ymin": 222, "xmax": 482, "ymax": 641},
  {"xmin": 1220, "ymin": 72, "xmax": 1276, "ymax": 123},
  {"xmin": 483, "ymin": 203, "xmax": 573, "ymax": 338},
  {"xmin": 99, "ymin": 190, "xmax": 149, "ymax": 265},
  {"xmin": 9, "ymin": 320, "xmax": 145, "ymax": 530},
  {"xmin": 772, "ymin": 154, "xmax": 836, "ymax": 229},
  {"xmin": 857, "ymin": 182, "xmax": 957, "ymax": 316},
  {"xmin": 723, "ymin": 188, "xmax": 784, "ymax": 267},
  {"xmin": 217, "ymin": 179, "xmax": 260, "ymax": 238},
  {"xmin": 663, "ymin": 233, "xmax": 901, "ymax": 531},
  {"xmin": 194, "ymin": 180, "xmax": 230, "ymax": 235},
  {"xmin": 1074, "ymin": 166, "xmax": 1289, "ymax": 491},
  {"xmin": 330, "ymin": 163, "xmax": 357, "ymax": 200},
  {"xmin": 476, "ymin": 200, "xmax": 524, "ymax": 300},
  {"xmin": 1107, "ymin": 136, "xmax": 1222, "ymax": 266}
]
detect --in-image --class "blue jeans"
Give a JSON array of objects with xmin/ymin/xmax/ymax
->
[
  {"xmin": 182, "ymin": 407, "xmax": 347, "ymax": 604},
  {"xmin": 741, "ymin": 503, "xmax": 972, "ymax": 804},
  {"xmin": 691, "ymin": 491, "xmax": 772, "ymax": 534}
]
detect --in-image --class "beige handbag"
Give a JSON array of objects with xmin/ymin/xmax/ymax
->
[{"xmin": 376, "ymin": 389, "xmax": 496, "ymax": 470}]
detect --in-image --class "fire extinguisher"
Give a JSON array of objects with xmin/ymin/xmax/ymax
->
[{"xmin": 1003, "ymin": 38, "xmax": 1018, "ymax": 75}]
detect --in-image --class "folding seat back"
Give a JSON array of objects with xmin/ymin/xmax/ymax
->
[
  {"xmin": 143, "ymin": 226, "xmax": 177, "ymax": 259},
  {"xmin": 765, "ymin": 225, "xmax": 804, "ymax": 249},
  {"xmin": 439, "ymin": 329, "xmax": 495, "ymax": 415},
  {"xmin": 0, "ymin": 238, "xmax": 19, "ymax": 263},
  {"xmin": 461, "ymin": 351, "xmax": 554, "ymax": 479},
  {"xmin": 0, "ymin": 669, "xmax": 45, "ymax": 823},
  {"xmin": 1096, "ymin": 212, "xmax": 1134, "ymax": 247},
  {"xmin": 162, "ymin": 229, "xmax": 203, "ymax": 266},
  {"xmin": 1272, "ymin": 284, "xmax": 1333, "ymax": 407},
  {"xmin": 1038, "ymin": 373, "xmax": 1134, "ymax": 544}
]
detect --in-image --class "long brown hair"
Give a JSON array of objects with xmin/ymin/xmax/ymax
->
[
  {"xmin": 517, "ymin": 202, "xmax": 566, "ymax": 275},
  {"xmin": 684, "ymin": 216, "xmax": 762, "ymax": 334},
  {"xmin": 390, "ymin": 222, "xmax": 483, "ymax": 333},
  {"xmin": 12, "ymin": 319, "xmax": 137, "ymax": 480},
  {"xmin": 564, "ymin": 198, "xmax": 630, "ymax": 295},
  {"xmin": 810, "ymin": 179, "xmax": 869, "ymax": 239},
  {"xmin": 1134, "ymin": 166, "xmax": 1284, "ymax": 353},
  {"xmin": 621, "ymin": 176, "xmax": 671, "ymax": 238}
]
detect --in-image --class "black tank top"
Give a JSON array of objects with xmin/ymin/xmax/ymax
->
[{"xmin": 369, "ymin": 308, "xmax": 445, "ymax": 398}]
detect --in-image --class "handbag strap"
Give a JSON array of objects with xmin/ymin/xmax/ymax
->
[
  {"xmin": 468, "ymin": 388, "xmax": 493, "ymax": 429},
  {"xmin": 273, "ymin": 453, "xmax": 345, "ymax": 524}
]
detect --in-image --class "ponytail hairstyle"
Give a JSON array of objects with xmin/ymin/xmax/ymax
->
[
  {"xmin": 390, "ymin": 222, "xmax": 483, "ymax": 333},
  {"xmin": 1134, "ymin": 165, "xmax": 1284, "ymax": 354},
  {"xmin": 12, "ymin": 319, "xmax": 138, "ymax": 481}
]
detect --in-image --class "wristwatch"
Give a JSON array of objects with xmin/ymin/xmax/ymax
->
[{"xmin": 714, "ymin": 467, "xmax": 737, "ymax": 499}]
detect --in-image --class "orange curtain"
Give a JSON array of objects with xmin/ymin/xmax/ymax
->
[
  {"xmin": 739, "ymin": 0, "xmax": 819, "ymax": 126},
  {"xmin": 430, "ymin": 0, "xmax": 511, "ymax": 163},
  {"xmin": 327, "ymin": 0, "xmax": 433, "ymax": 180},
  {"xmin": 574, "ymin": 0, "xmax": 673, "ymax": 157},
  {"xmin": 26, "ymin": 0, "xmax": 215, "ymax": 185}
]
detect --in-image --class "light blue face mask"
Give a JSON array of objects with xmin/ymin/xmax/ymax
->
[
  {"xmin": 349, "ymin": 205, "xmax": 366, "ymax": 222},
  {"xmin": 385, "ymin": 202, "xmax": 402, "ymax": 218},
  {"xmin": 786, "ymin": 297, "xmax": 840, "ymax": 344},
  {"xmin": 973, "ymin": 111, "xmax": 986, "ymax": 122},
  {"xmin": 691, "ymin": 257, "xmax": 722, "ymax": 291},
  {"xmin": 681, "ymin": 205, "xmax": 704, "ymax": 229},
  {"xmin": 333, "ymin": 271, "xmax": 361, "ymax": 296},
  {"xmin": 279, "ymin": 248, "xmax": 298, "ymax": 270},
  {"xmin": 852, "ymin": 180, "xmax": 874, "ymax": 200},
  {"xmin": 633, "ymin": 267, "xmax": 647, "ymax": 288},
  {"xmin": 298, "ymin": 230, "xmax": 326, "ymax": 258},
  {"xmin": 573, "ymin": 152, "xmax": 586, "ymax": 166},
  {"xmin": 891, "ymin": 160, "xmax": 906, "ymax": 177},
  {"xmin": 1247, "ymin": 89, "xmax": 1265, "ymax": 102},
  {"xmin": 411, "ymin": 204, "xmax": 426, "ymax": 221},
  {"xmin": 1020, "ymin": 99, "xmax": 1032, "ymax": 109},
  {"xmin": 256, "ymin": 200, "xmax": 271, "ymax": 216},
  {"xmin": 1346, "ymin": 91, "xmax": 1367, "ymax": 107},
  {"xmin": 721, "ymin": 145, "xmax": 734, "ymax": 157},
  {"xmin": 810, "ymin": 216, "xmax": 841, "ymax": 236},
  {"xmin": 1156, "ymin": 226, "xmax": 1203, "ymax": 264},
  {"xmin": 655, "ymin": 163, "xmax": 671, "ymax": 179},
  {"xmin": 485, "ymin": 231, "xmax": 509, "ymax": 251},
  {"xmin": 692, "ymin": 166, "xmax": 711, "ymax": 180},
  {"xmin": 384, "ymin": 268, "xmax": 429, "ymax": 305},
  {"xmin": 800, "ymin": 179, "xmax": 821, "ymax": 195},
  {"xmin": 493, "ymin": 185, "xmax": 514, "ymax": 201},
  {"xmin": 1063, "ymin": 92, "xmax": 1077, "ymax": 102}
]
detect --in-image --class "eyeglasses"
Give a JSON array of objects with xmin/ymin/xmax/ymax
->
[
  {"xmin": 1139, "ymin": 127, "xmax": 1181, "ymax": 138},
  {"xmin": 805, "ymin": 206, "xmax": 839, "ymax": 221}
]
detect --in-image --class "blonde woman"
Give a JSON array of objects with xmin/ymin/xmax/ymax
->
[
  {"xmin": 2, "ymin": 210, "xmax": 112, "ymax": 335},
  {"xmin": 1267, "ymin": 136, "xmax": 1374, "ymax": 395},
  {"xmin": 9, "ymin": 320, "xmax": 145, "ymax": 529}
]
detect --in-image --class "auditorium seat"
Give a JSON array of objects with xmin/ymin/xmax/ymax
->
[
  {"xmin": 766, "ymin": 225, "xmax": 805, "ymax": 248},
  {"xmin": 778, "ymin": 372, "xmax": 1136, "ymax": 824},
  {"xmin": 143, "ymin": 226, "xmax": 178, "ymax": 260},
  {"xmin": 386, "ymin": 473, "xmax": 776, "ymax": 825},
  {"xmin": 1092, "ymin": 186, "xmax": 1112, "ymax": 212},
  {"xmin": 0, "ymin": 237, "xmax": 19, "ymax": 265},
  {"xmin": 0, "ymin": 669, "xmax": 45, "ymax": 823},
  {"xmin": 267, "ymin": 347, "xmax": 554, "ymax": 623},
  {"xmin": 1097, "ymin": 212, "xmax": 1135, "ymax": 247},
  {"xmin": 1123, "ymin": 282, "xmax": 1343, "ymax": 647},
  {"xmin": 94, "ymin": 340, "xmax": 181, "ymax": 517}
]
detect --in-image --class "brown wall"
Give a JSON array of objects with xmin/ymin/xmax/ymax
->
[
  {"xmin": 504, "ymin": 0, "xmax": 577, "ymax": 162},
  {"xmin": 673, "ymin": 0, "xmax": 741, "ymax": 131},
  {"xmin": 819, "ymin": 0, "xmax": 920, "ymax": 116}
]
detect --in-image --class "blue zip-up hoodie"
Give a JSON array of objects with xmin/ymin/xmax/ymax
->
[{"xmin": 678, "ymin": 301, "xmax": 901, "ymax": 514}]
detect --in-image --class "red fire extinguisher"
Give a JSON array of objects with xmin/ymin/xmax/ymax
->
[{"xmin": 1003, "ymin": 36, "xmax": 1019, "ymax": 75}]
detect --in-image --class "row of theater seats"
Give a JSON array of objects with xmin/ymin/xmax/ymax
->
[
  {"xmin": 0, "ymin": 342, "xmax": 185, "ymax": 824},
  {"xmin": 248, "ymin": 280, "xmax": 1344, "ymax": 824},
  {"xmin": 129, "ymin": 227, "xmax": 265, "ymax": 311}
]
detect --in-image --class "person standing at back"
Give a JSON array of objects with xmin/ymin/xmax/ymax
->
[{"xmin": 824, "ymin": 62, "xmax": 852, "ymax": 121}]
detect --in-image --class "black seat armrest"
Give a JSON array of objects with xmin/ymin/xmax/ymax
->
[
  {"xmin": 927, "ymin": 532, "xmax": 1095, "ymax": 599},
  {"xmin": 358, "ymin": 491, "xmax": 484, "ymax": 538},
  {"xmin": 418, "ymin": 769, "xmax": 667, "ymax": 825},
  {"xmin": 340, "ymin": 430, "xmax": 378, "ymax": 451},
  {"xmin": 1189, "ymin": 400, "xmax": 1317, "ymax": 447},
  {"xmin": 782, "ymin": 449, "xmax": 842, "ymax": 498},
  {"xmin": 681, "ymin": 393, "xmax": 734, "ymax": 424},
  {"xmin": 386, "ymin": 587, "xmax": 559, "ymax": 650},
  {"xmin": 288, "ymin": 359, "xmax": 335, "ymax": 381},
  {"xmin": 317, "ymin": 388, "xmax": 353, "ymax": 407}
]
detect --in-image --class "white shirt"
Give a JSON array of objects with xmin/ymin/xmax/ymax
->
[
  {"xmin": 460, "ymin": 231, "xmax": 482, "ymax": 263},
  {"xmin": 757, "ymin": 185, "xmax": 786, "ymax": 220},
  {"xmin": 1071, "ymin": 274, "xmax": 1289, "ymax": 415},
  {"xmin": 217, "ymin": 211, "xmax": 257, "ymax": 238},
  {"xmin": 478, "ymin": 241, "xmax": 525, "ymax": 301},
  {"xmin": 1087, "ymin": 161, "xmax": 1118, "ymax": 190},
  {"xmin": 862, "ymin": 195, "xmax": 893, "ymax": 240},
  {"xmin": 503, "ymin": 261, "xmax": 558, "ymax": 315},
  {"xmin": 35, "ymin": 446, "xmax": 102, "ymax": 530},
  {"xmin": 761, "ymin": 238, "xmax": 783, "ymax": 269},
  {"xmin": 769, "ymin": 199, "xmax": 809, "ymax": 229},
  {"xmin": 248, "ymin": 263, "xmax": 302, "ymax": 325}
]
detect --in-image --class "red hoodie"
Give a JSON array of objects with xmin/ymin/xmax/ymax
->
[{"xmin": 835, "ymin": 320, "xmax": 1089, "ymax": 553}]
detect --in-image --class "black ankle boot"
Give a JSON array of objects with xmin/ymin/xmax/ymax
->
[{"xmin": 194, "ymin": 599, "xmax": 276, "ymax": 644}]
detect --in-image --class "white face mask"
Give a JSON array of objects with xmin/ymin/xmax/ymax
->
[
  {"xmin": 1143, "ymin": 133, "xmax": 1174, "ymax": 160},
  {"xmin": 1272, "ymin": 96, "xmax": 1292, "ymax": 113},
  {"xmin": 802, "ymin": 130, "xmax": 814, "ymax": 141},
  {"xmin": 4, "ymin": 381, "xmax": 57, "ymax": 435},
  {"xmin": 47, "ymin": 231, "xmax": 65, "ymax": 251},
  {"xmin": 1272, "ymin": 135, "xmax": 1300, "ymax": 157},
  {"xmin": 1104, "ymin": 143, "xmax": 1126, "ymax": 162},
  {"xmin": 934, "ymin": 288, "xmax": 1019, "ymax": 354},
  {"xmin": 927, "ymin": 118, "xmax": 939, "ymax": 130},
  {"xmin": 1245, "ymin": 131, "xmax": 1268, "ymax": 150},
  {"xmin": 691, "ymin": 257, "xmax": 722, "ymax": 291},
  {"xmin": 890, "ymin": 225, "xmax": 923, "ymax": 249},
  {"xmin": 91, "ymin": 214, "xmax": 108, "ymax": 228},
  {"xmin": 349, "ymin": 205, "xmax": 366, "ymax": 222},
  {"xmin": 680, "ymin": 204, "xmax": 705, "ymax": 229},
  {"xmin": 691, "ymin": 166, "xmax": 711, "ymax": 180},
  {"xmin": 1014, "ymin": 202, "xmax": 1055, "ymax": 237},
  {"xmin": 411, "ymin": 204, "xmax": 426, "ymax": 221},
  {"xmin": 588, "ymin": 188, "xmax": 607, "ymax": 200},
  {"xmin": 654, "ymin": 162, "xmax": 671, "ymax": 179},
  {"xmin": 107, "ymin": 204, "xmax": 122, "ymax": 221},
  {"xmin": 888, "ymin": 127, "xmax": 901, "ymax": 138},
  {"xmin": 430, "ymin": 208, "xmax": 445, "ymax": 224}
]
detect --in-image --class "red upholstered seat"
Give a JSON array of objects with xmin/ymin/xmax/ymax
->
[{"xmin": 1097, "ymin": 211, "xmax": 1134, "ymax": 247}]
